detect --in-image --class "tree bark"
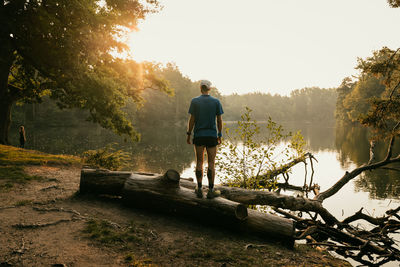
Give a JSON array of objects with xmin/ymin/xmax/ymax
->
[
  {"xmin": 178, "ymin": 179, "xmax": 338, "ymax": 225},
  {"xmin": 80, "ymin": 168, "xmax": 338, "ymax": 225},
  {"xmin": 0, "ymin": 99, "xmax": 13, "ymax": 145},
  {"xmin": 122, "ymin": 171, "xmax": 249, "ymax": 222},
  {"xmin": 0, "ymin": 34, "xmax": 16, "ymax": 145},
  {"xmin": 80, "ymin": 168, "xmax": 133, "ymax": 195},
  {"xmin": 80, "ymin": 168, "xmax": 295, "ymax": 246}
]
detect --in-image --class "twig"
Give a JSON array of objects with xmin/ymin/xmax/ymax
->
[
  {"xmin": 14, "ymin": 237, "xmax": 26, "ymax": 254},
  {"xmin": 32, "ymin": 206, "xmax": 85, "ymax": 218},
  {"xmin": 305, "ymin": 242, "xmax": 359, "ymax": 250},
  {"xmin": 13, "ymin": 218, "xmax": 74, "ymax": 229},
  {"xmin": 244, "ymin": 243, "xmax": 269, "ymax": 250},
  {"xmin": 0, "ymin": 205, "xmax": 17, "ymax": 210}
]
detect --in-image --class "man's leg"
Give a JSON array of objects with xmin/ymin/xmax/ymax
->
[
  {"xmin": 206, "ymin": 145, "xmax": 217, "ymax": 188},
  {"xmin": 194, "ymin": 145, "xmax": 205, "ymax": 196}
]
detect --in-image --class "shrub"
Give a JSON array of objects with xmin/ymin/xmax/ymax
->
[{"xmin": 82, "ymin": 144, "xmax": 130, "ymax": 170}]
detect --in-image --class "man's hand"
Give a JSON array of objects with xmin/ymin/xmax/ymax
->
[
  {"xmin": 186, "ymin": 134, "xmax": 191, "ymax": 144},
  {"xmin": 217, "ymin": 137, "xmax": 222, "ymax": 145}
]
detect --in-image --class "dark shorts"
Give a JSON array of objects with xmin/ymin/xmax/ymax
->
[{"xmin": 193, "ymin": 137, "xmax": 218, "ymax": 147}]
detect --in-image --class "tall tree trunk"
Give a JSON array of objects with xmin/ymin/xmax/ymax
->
[
  {"xmin": 0, "ymin": 100, "xmax": 13, "ymax": 145},
  {"xmin": 0, "ymin": 36, "xmax": 16, "ymax": 144}
]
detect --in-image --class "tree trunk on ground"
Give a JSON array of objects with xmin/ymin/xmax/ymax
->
[
  {"xmin": 79, "ymin": 168, "xmax": 132, "ymax": 195},
  {"xmin": 80, "ymin": 168, "xmax": 337, "ymax": 225},
  {"xmin": 178, "ymin": 179, "xmax": 338, "ymax": 225},
  {"xmin": 80, "ymin": 168, "xmax": 295, "ymax": 247},
  {"xmin": 122, "ymin": 170, "xmax": 249, "ymax": 222}
]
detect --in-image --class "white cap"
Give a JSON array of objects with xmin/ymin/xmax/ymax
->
[{"xmin": 200, "ymin": 80, "xmax": 212, "ymax": 89}]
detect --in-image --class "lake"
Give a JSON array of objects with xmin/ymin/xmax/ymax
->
[{"xmin": 9, "ymin": 121, "xmax": 400, "ymax": 266}]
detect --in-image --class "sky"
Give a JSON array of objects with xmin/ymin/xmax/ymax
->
[{"xmin": 127, "ymin": 0, "xmax": 400, "ymax": 96}]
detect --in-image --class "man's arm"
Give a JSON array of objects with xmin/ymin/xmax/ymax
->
[
  {"xmin": 186, "ymin": 114, "xmax": 195, "ymax": 144},
  {"xmin": 217, "ymin": 114, "xmax": 222, "ymax": 144}
]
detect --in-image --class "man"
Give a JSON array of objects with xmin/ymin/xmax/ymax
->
[{"xmin": 186, "ymin": 80, "xmax": 223, "ymax": 199}]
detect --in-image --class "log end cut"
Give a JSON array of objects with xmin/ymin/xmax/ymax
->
[{"xmin": 235, "ymin": 204, "xmax": 248, "ymax": 221}]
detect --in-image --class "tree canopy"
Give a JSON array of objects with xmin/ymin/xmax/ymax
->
[
  {"xmin": 388, "ymin": 0, "xmax": 400, "ymax": 8},
  {"xmin": 0, "ymin": 0, "xmax": 169, "ymax": 144}
]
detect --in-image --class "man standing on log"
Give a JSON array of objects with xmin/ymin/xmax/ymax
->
[{"xmin": 187, "ymin": 80, "xmax": 224, "ymax": 199}]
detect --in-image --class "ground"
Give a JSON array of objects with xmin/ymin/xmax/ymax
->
[{"xmin": 0, "ymin": 145, "xmax": 351, "ymax": 266}]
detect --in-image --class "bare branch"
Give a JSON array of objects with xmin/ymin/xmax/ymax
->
[
  {"xmin": 317, "ymin": 151, "xmax": 400, "ymax": 202},
  {"xmin": 388, "ymin": 80, "xmax": 400, "ymax": 99},
  {"xmin": 368, "ymin": 140, "xmax": 376, "ymax": 164},
  {"xmin": 259, "ymin": 152, "xmax": 313, "ymax": 183},
  {"xmin": 342, "ymin": 208, "xmax": 386, "ymax": 225},
  {"xmin": 385, "ymin": 135, "xmax": 396, "ymax": 161}
]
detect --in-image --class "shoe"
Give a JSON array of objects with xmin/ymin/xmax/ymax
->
[
  {"xmin": 207, "ymin": 188, "xmax": 221, "ymax": 199},
  {"xmin": 194, "ymin": 186, "xmax": 203, "ymax": 198}
]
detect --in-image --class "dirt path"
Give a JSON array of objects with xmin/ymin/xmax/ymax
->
[{"xmin": 0, "ymin": 166, "xmax": 351, "ymax": 266}]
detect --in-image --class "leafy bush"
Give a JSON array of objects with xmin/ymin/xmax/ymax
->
[
  {"xmin": 216, "ymin": 107, "xmax": 305, "ymax": 190},
  {"xmin": 82, "ymin": 144, "xmax": 130, "ymax": 170}
]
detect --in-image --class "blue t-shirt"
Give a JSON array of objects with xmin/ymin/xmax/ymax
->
[{"xmin": 188, "ymin": 95, "xmax": 224, "ymax": 138}]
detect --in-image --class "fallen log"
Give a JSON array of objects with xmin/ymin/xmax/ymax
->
[
  {"xmin": 80, "ymin": 168, "xmax": 336, "ymax": 225},
  {"xmin": 80, "ymin": 168, "xmax": 295, "ymax": 247},
  {"xmin": 80, "ymin": 168, "xmax": 131, "ymax": 195},
  {"xmin": 122, "ymin": 171, "xmax": 247, "ymax": 221},
  {"xmin": 178, "ymin": 179, "xmax": 338, "ymax": 225}
]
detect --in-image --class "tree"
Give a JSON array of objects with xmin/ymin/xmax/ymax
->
[
  {"xmin": 0, "ymin": 0, "xmax": 169, "ymax": 144},
  {"xmin": 291, "ymin": 87, "xmax": 337, "ymax": 122},
  {"xmin": 335, "ymin": 77, "xmax": 355, "ymax": 122},
  {"xmin": 388, "ymin": 0, "xmax": 400, "ymax": 8},
  {"xmin": 357, "ymin": 47, "xmax": 400, "ymax": 138},
  {"xmin": 341, "ymin": 75, "xmax": 386, "ymax": 123}
]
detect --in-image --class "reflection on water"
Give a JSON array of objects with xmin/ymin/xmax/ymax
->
[
  {"xmin": 9, "ymin": 121, "xmax": 194, "ymax": 175},
  {"xmin": 334, "ymin": 124, "xmax": 400, "ymax": 200},
  {"xmin": 9, "ymin": 121, "xmax": 400, "ymax": 201}
]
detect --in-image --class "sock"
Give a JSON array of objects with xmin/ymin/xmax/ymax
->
[
  {"xmin": 207, "ymin": 168, "xmax": 214, "ymax": 189},
  {"xmin": 195, "ymin": 170, "xmax": 202, "ymax": 188}
]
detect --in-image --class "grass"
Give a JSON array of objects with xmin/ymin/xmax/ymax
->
[
  {"xmin": 0, "ymin": 165, "xmax": 44, "ymax": 190},
  {"xmin": 0, "ymin": 144, "xmax": 81, "ymax": 190},
  {"xmin": 83, "ymin": 219, "xmax": 145, "ymax": 246},
  {"xmin": 83, "ymin": 219, "xmax": 154, "ymax": 266},
  {"xmin": 14, "ymin": 199, "xmax": 33, "ymax": 206},
  {"xmin": 0, "ymin": 144, "xmax": 81, "ymax": 166}
]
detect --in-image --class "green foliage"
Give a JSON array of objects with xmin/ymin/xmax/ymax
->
[
  {"xmin": 222, "ymin": 88, "xmax": 336, "ymax": 123},
  {"xmin": 341, "ymin": 75, "xmax": 386, "ymax": 123},
  {"xmin": 290, "ymin": 87, "xmax": 337, "ymax": 122},
  {"xmin": 216, "ymin": 107, "xmax": 305, "ymax": 189},
  {"xmin": 1, "ymin": 0, "xmax": 169, "ymax": 142},
  {"xmin": 355, "ymin": 47, "xmax": 400, "ymax": 138},
  {"xmin": 10, "ymin": 63, "xmax": 337, "ymax": 141},
  {"xmin": 135, "ymin": 63, "xmax": 203, "ymax": 126},
  {"xmin": 388, "ymin": 0, "xmax": 400, "ymax": 7},
  {"xmin": 82, "ymin": 144, "xmax": 130, "ymax": 170}
]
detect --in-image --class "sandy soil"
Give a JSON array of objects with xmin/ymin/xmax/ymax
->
[{"xmin": 0, "ymin": 165, "xmax": 351, "ymax": 266}]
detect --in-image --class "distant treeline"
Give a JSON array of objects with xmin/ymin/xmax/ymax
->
[{"xmin": 12, "ymin": 64, "xmax": 337, "ymax": 129}]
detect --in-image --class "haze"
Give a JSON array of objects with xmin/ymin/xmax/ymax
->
[{"xmin": 128, "ymin": 0, "xmax": 400, "ymax": 95}]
